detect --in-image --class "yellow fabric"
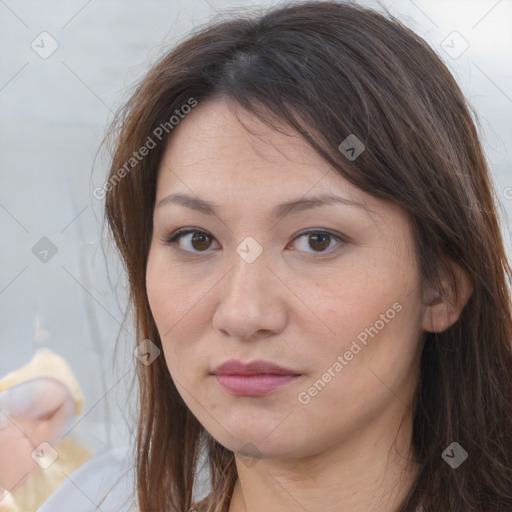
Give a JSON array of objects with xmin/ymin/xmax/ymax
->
[
  {"xmin": 0, "ymin": 492, "xmax": 19, "ymax": 512},
  {"xmin": 11, "ymin": 437, "xmax": 92, "ymax": 512},
  {"xmin": 0, "ymin": 349, "xmax": 92, "ymax": 512},
  {"xmin": 0, "ymin": 348, "xmax": 84, "ymax": 416}
]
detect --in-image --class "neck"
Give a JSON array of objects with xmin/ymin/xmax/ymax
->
[{"xmin": 227, "ymin": 409, "xmax": 419, "ymax": 512}]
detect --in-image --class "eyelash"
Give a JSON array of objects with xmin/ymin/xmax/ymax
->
[{"xmin": 160, "ymin": 228, "xmax": 346, "ymax": 257}]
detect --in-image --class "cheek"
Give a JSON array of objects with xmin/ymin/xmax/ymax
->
[
  {"xmin": 296, "ymin": 277, "xmax": 422, "ymax": 437},
  {"xmin": 315, "ymin": 258, "xmax": 422, "ymax": 369},
  {"xmin": 146, "ymin": 253, "xmax": 212, "ymax": 377},
  {"xmin": 146, "ymin": 251, "xmax": 197, "ymax": 332},
  {"xmin": 146, "ymin": 255, "xmax": 181, "ymax": 361}
]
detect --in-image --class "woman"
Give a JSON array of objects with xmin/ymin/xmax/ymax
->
[{"xmin": 102, "ymin": 1, "xmax": 512, "ymax": 511}]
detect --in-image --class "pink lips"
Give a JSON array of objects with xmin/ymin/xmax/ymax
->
[{"xmin": 212, "ymin": 359, "xmax": 302, "ymax": 397}]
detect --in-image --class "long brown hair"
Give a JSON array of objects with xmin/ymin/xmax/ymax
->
[{"xmin": 102, "ymin": 2, "xmax": 512, "ymax": 511}]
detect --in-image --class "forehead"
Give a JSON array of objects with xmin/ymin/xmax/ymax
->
[
  {"xmin": 157, "ymin": 98, "xmax": 362, "ymax": 199},
  {"xmin": 153, "ymin": 98, "xmax": 411, "ymax": 239}
]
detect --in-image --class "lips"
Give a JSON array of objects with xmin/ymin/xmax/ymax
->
[
  {"xmin": 212, "ymin": 359, "xmax": 300, "ymax": 376},
  {"xmin": 211, "ymin": 359, "xmax": 302, "ymax": 397}
]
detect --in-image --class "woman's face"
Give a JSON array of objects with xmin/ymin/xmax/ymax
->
[{"xmin": 146, "ymin": 98, "xmax": 427, "ymax": 460}]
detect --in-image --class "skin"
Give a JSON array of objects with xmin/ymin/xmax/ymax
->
[
  {"xmin": 146, "ymin": 98, "xmax": 471, "ymax": 512},
  {"xmin": 0, "ymin": 378, "xmax": 75, "ymax": 493}
]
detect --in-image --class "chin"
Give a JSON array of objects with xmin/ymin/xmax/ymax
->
[{"xmin": 205, "ymin": 420, "xmax": 306, "ymax": 460}]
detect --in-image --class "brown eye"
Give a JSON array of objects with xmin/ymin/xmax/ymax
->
[
  {"xmin": 164, "ymin": 229, "xmax": 219, "ymax": 253},
  {"xmin": 190, "ymin": 232, "xmax": 212, "ymax": 251},
  {"xmin": 291, "ymin": 231, "xmax": 344, "ymax": 254},
  {"xmin": 164, "ymin": 228, "xmax": 345, "ymax": 256},
  {"xmin": 308, "ymin": 233, "xmax": 331, "ymax": 252}
]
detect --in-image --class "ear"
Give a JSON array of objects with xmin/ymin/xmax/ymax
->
[{"xmin": 421, "ymin": 259, "xmax": 474, "ymax": 333}]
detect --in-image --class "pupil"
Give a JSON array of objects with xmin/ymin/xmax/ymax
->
[
  {"xmin": 192, "ymin": 232, "xmax": 210, "ymax": 250},
  {"xmin": 310, "ymin": 234, "xmax": 329, "ymax": 251}
]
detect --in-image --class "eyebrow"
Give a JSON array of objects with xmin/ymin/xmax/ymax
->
[{"xmin": 156, "ymin": 192, "xmax": 368, "ymax": 220}]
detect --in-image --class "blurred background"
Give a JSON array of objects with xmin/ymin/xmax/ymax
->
[{"xmin": 0, "ymin": 0, "xmax": 510, "ymax": 508}]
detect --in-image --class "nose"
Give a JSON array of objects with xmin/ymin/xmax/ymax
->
[{"xmin": 212, "ymin": 247, "xmax": 288, "ymax": 341}]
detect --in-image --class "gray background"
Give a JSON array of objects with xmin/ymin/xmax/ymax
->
[{"xmin": 1, "ymin": 0, "xmax": 511, "ymax": 474}]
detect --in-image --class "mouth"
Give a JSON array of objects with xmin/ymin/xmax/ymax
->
[{"xmin": 211, "ymin": 359, "xmax": 303, "ymax": 397}]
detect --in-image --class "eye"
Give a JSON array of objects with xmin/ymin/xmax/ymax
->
[
  {"xmin": 161, "ymin": 228, "xmax": 346, "ymax": 256},
  {"xmin": 289, "ymin": 230, "xmax": 345, "ymax": 254},
  {"xmin": 162, "ymin": 228, "xmax": 219, "ymax": 253}
]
